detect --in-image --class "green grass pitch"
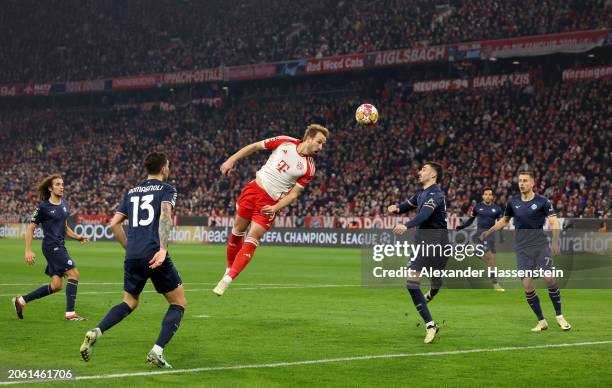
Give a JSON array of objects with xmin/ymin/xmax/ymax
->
[{"xmin": 0, "ymin": 239, "xmax": 611, "ymax": 387}]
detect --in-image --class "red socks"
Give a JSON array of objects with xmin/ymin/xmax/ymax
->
[
  {"xmin": 226, "ymin": 231, "xmax": 245, "ymax": 268},
  {"xmin": 228, "ymin": 238, "xmax": 258, "ymax": 278}
]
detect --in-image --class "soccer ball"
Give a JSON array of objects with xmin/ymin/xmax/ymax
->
[{"xmin": 355, "ymin": 103, "xmax": 379, "ymax": 126}]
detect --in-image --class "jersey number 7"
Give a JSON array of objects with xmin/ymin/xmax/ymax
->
[{"xmin": 130, "ymin": 194, "xmax": 155, "ymax": 227}]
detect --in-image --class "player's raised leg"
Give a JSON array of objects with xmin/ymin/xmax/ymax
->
[
  {"xmin": 80, "ymin": 292, "xmax": 138, "ymax": 362},
  {"xmin": 13, "ymin": 275, "xmax": 63, "ymax": 320},
  {"xmin": 147, "ymin": 284, "xmax": 187, "ymax": 369},
  {"xmin": 225, "ymin": 215, "xmax": 250, "ymax": 274},
  {"xmin": 214, "ymin": 222, "xmax": 266, "ymax": 296}
]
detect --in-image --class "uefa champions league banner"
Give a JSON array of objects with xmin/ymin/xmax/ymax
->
[{"xmin": 1, "ymin": 222, "xmax": 610, "ymax": 251}]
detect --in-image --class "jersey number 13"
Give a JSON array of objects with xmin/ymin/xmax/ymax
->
[{"xmin": 130, "ymin": 194, "xmax": 155, "ymax": 227}]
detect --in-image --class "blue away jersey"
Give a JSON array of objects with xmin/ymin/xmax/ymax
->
[
  {"xmin": 464, "ymin": 202, "xmax": 502, "ymax": 231},
  {"xmin": 30, "ymin": 199, "xmax": 69, "ymax": 250},
  {"xmin": 117, "ymin": 179, "xmax": 177, "ymax": 260},
  {"xmin": 504, "ymin": 194, "xmax": 556, "ymax": 249},
  {"xmin": 398, "ymin": 184, "xmax": 448, "ymax": 230}
]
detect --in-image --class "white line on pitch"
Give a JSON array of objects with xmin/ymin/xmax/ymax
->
[
  {"xmin": 0, "ymin": 284, "xmax": 359, "ymax": 297},
  {"xmin": 0, "ymin": 340, "xmax": 610, "ymax": 385},
  {"xmin": 193, "ymin": 314, "xmax": 210, "ymax": 318},
  {"xmin": 0, "ymin": 282, "xmax": 353, "ymax": 287}
]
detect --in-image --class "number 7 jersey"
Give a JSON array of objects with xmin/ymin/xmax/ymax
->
[
  {"xmin": 256, "ymin": 136, "xmax": 316, "ymax": 200},
  {"xmin": 116, "ymin": 179, "xmax": 177, "ymax": 260}
]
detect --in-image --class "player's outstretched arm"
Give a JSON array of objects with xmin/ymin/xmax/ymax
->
[
  {"xmin": 480, "ymin": 217, "xmax": 510, "ymax": 240},
  {"xmin": 393, "ymin": 205, "xmax": 436, "ymax": 235},
  {"xmin": 388, "ymin": 196, "xmax": 417, "ymax": 215},
  {"xmin": 150, "ymin": 201, "xmax": 173, "ymax": 269},
  {"xmin": 220, "ymin": 141, "xmax": 265, "ymax": 176},
  {"xmin": 24, "ymin": 223, "xmax": 36, "ymax": 265},
  {"xmin": 456, "ymin": 215, "xmax": 476, "ymax": 230},
  {"xmin": 109, "ymin": 213, "xmax": 128, "ymax": 249},
  {"xmin": 65, "ymin": 221, "xmax": 89, "ymax": 244},
  {"xmin": 262, "ymin": 185, "xmax": 304, "ymax": 216}
]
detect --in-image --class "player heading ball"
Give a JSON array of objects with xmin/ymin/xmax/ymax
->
[{"xmin": 213, "ymin": 124, "xmax": 329, "ymax": 296}]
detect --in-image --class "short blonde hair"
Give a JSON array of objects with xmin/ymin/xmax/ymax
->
[{"xmin": 304, "ymin": 124, "xmax": 329, "ymax": 140}]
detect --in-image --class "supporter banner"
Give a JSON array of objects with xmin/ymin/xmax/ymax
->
[
  {"xmin": 306, "ymin": 54, "xmax": 367, "ymax": 74},
  {"xmin": 226, "ymin": 63, "xmax": 278, "ymax": 81},
  {"xmin": 207, "ymin": 215, "xmax": 297, "ymax": 228},
  {"xmin": 562, "ymin": 66, "xmax": 612, "ymax": 82},
  {"xmin": 161, "ymin": 68, "xmax": 223, "ymax": 85},
  {"xmin": 207, "ymin": 215, "xmax": 459, "ymax": 229},
  {"xmin": 0, "ymin": 84, "xmax": 21, "ymax": 97},
  {"xmin": 303, "ymin": 216, "xmax": 413, "ymax": 229},
  {"xmin": 112, "ymin": 75, "xmax": 159, "ymax": 90},
  {"xmin": 480, "ymin": 29, "xmax": 609, "ymax": 59},
  {"xmin": 21, "ymin": 83, "xmax": 51, "ymax": 96},
  {"xmin": 372, "ymin": 45, "xmax": 447, "ymax": 66},
  {"xmin": 75, "ymin": 214, "xmax": 111, "ymax": 225},
  {"xmin": 191, "ymin": 97, "xmax": 223, "ymax": 107},
  {"xmin": 472, "ymin": 73, "xmax": 531, "ymax": 88},
  {"xmin": 413, "ymin": 73, "xmax": 530, "ymax": 92},
  {"xmin": 64, "ymin": 79, "xmax": 107, "ymax": 93},
  {"xmin": 1, "ymin": 29, "xmax": 609, "ymax": 97},
  {"xmin": 413, "ymin": 79, "xmax": 469, "ymax": 92}
]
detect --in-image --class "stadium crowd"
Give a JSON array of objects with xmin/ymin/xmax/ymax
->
[
  {"xmin": 1, "ymin": 0, "xmax": 610, "ymax": 83},
  {"xmin": 0, "ymin": 76, "xmax": 609, "ymax": 221}
]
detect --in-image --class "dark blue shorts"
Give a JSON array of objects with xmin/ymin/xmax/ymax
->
[
  {"xmin": 42, "ymin": 246, "xmax": 75, "ymax": 277},
  {"xmin": 516, "ymin": 245, "xmax": 553, "ymax": 274},
  {"xmin": 408, "ymin": 254, "xmax": 449, "ymax": 274},
  {"xmin": 482, "ymin": 236, "xmax": 496, "ymax": 253},
  {"xmin": 124, "ymin": 256, "xmax": 182, "ymax": 296}
]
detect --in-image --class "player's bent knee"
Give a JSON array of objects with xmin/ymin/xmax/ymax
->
[
  {"xmin": 51, "ymin": 284, "xmax": 63, "ymax": 292},
  {"xmin": 245, "ymin": 236, "xmax": 260, "ymax": 246},
  {"xmin": 123, "ymin": 293, "xmax": 140, "ymax": 310},
  {"xmin": 406, "ymin": 277, "xmax": 421, "ymax": 289},
  {"xmin": 50, "ymin": 277, "xmax": 63, "ymax": 292}
]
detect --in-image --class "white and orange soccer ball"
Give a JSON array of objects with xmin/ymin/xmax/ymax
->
[{"xmin": 355, "ymin": 103, "xmax": 379, "ymax": 126}]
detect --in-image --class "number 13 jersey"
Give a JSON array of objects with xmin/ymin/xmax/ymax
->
[
  {"xmin": 116, "ymin": 179, "xmax": 177, "ymax": 260},
  {"xmin": 256, "ymin": 136, "xmax": 316, "ymax": 200}
]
